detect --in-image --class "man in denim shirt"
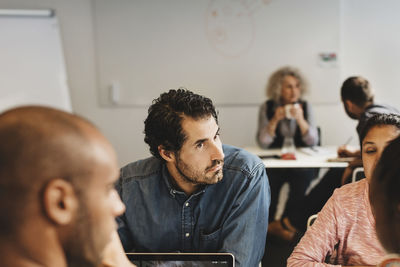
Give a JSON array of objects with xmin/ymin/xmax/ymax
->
[{"xmin": 116, "ymin": 89, "xmax": 270, "ymax": 267}]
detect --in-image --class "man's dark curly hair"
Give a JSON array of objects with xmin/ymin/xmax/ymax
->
[
  {"xmin": 144, "ymin": 89, "xmax": 218, "ymax": 159},
  {"xmin": 341, "ymin": 76, "xmax": 374, "ymax": 107}
]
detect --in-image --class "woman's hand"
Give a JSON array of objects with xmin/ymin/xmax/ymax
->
[
  {"xmin": 291, "ymin": 104, "xmax": 309, "ymax": 135},
  {"xmin": 291, "ymin": 104, "xmax": 304, "ymax": 122},
  {"xmin": 273, "ymin": 106, "xmax": 286, "ymax": 122},
  {"xmin": 266, "ymin": 106, "xmax": 286, "ymax": 136}
]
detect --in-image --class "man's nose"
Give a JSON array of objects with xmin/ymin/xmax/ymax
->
[{"xmin": 211, "ymin": 142, "xmax": 224, "ymax": 161}]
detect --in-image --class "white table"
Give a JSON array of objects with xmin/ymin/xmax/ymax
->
[{"xmin": 244, "ymin": 146, "xmax": 349, "ymax": 168}]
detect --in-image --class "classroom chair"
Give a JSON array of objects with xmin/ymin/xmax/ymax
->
[{"xmin": 351, "ymin": 167, "xmax": 365, "ymax": 183}]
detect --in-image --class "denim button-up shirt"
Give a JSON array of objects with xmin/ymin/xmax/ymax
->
[{"xmin": 116, "ymin": 144, "xmax": 270, "ymax": 267}]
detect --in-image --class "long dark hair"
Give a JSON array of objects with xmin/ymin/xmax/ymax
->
[{"xmin": 369, "ymin": 135, "xmax": 400, "ymax": 253}]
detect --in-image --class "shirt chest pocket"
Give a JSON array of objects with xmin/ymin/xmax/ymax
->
[{"xmin": 199, "ymin": 227, "xmax": 222, "ymax": 251}]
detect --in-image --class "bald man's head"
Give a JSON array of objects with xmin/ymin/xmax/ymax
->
[
  {"xmin": 0, "ymin": 106, "xmax": 125, "ymax": 267},
  {"xmin": 0, "ymin": 106, "xmax": 112, "ymax": 236}
]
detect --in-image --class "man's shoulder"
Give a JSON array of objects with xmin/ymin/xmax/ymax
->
[
  {"xmin": 358, "ymin": 103, "xmax": 400, "ymax": 134},
  {"xmin": 365, "ymin": 103, "xmax": 400, "ymax": 116},
  {"xmin": 222, "ymin": 144, "xmax": 265, "ymax": 176},
  {"xmin": 120, "ymin": 156, "xmax": 163, "ymax": 181}
]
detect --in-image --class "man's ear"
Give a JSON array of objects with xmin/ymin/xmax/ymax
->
[
  {"xmin": 158, "ymin": 145, "xmax": 175, "ymax": 162},
  {"xmin": 42, "ymin": 179, "xmax": 78, "ymax": 225},
  {"xmin": 345, "ymin": 100, "xmax": 354, "ymax": 111}
]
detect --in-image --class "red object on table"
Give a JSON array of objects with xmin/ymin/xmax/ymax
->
[{"xmin": 281, "ymin": 153, "xmax": 296, "ymax": 160}]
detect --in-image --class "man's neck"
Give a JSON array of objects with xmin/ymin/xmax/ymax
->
[
  {"xmin": 0, "ymin": 242, "xmax": 46, "ymax": 267},
  {"xmin": 166, "ymin": 163, "xmax": 198, "ymax": 196},
  {"xmin": 0, "ymin": 231, "xmax": 67, "ymax": 267},
  {"xmin": 361, "ymin": 101, "xmax": 374, "ymax": 112},
  {"xmin": 354, "ymin": 101, "xmax": 374, "ymax": 119}
]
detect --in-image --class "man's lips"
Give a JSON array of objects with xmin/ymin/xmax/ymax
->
[{"xmin": 207, "ymin": 164, "xmax": 223, "ymax": 172}]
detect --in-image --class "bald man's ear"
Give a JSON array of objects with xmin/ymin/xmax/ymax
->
[
  {"xmin": 42, "ymin": 179, "xmax": 78, "ymax": 225},
  {"xmin": 158, "ymin": 145, "xmax": 175, "ymax": 163}
]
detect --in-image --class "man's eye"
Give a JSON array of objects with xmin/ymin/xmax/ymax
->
[{"xmin": 196, "ymin": 143, "xmax": 204, "ymax": 149}]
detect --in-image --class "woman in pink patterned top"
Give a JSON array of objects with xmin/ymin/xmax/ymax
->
[{"xmin": 287, "ymin": 113, "xmax": 400, "ymax": 267}]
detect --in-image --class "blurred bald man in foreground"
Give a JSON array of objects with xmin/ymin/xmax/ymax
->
[{"xmin": 0, "ymin": 106, "xmax": 134, "ymax": 267}]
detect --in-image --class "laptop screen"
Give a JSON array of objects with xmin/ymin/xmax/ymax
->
[{"xmin": 126, "ymin": 252, "xmax": 235, "ymax": 267}]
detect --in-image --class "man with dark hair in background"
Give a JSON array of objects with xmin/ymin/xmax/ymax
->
[
  {"xmin": 338, "ymin": 76, "xmax": 399, "ymax": 183},
  {"xmin": 0, "ymin": 106, "xmax": 133, "ymax": 267},
  {"xmin": 339, "ymin": 76, "xmax": 398, "ymax": 155},
  {"xmin": 116, "ymin": 89, "xmax": 270, "ymax": 267}
]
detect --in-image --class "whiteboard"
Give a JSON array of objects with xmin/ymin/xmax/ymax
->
[
  {"xmin": 93, "ymin": 0, "xmax": 340, "ymax": 106},
  {"xmin": 0, "ymin": 11, "xmax": 71, "ymax": 113}
]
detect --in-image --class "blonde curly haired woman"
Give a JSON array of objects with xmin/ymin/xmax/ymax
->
[{"xmin": 257, "ymin": 66, "xmax": 319, "ymax": 242}]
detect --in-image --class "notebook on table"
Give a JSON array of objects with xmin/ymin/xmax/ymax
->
[{"xmin": 126, "ymin": 252, "xmax": 235, "ymax": 267}]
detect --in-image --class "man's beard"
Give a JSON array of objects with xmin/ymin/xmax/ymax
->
[
  {"xmin": 175, "ymin": 156, "xmax": 224, "ymax": 186},
  {"xmin": 64, "ymin": 201, "xmax": 103, "ymax": 267}
]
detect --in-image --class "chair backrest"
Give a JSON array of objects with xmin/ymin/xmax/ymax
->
[
  {"xmin": 307, "ymin": 214, "xmax": 318, "ymax": 229},
  {"xmin": 351, "ymin": 167, "xmax": 365, "ymax": 183}
]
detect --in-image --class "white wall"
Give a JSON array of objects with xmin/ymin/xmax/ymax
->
[
  {"xmin": 340, "ymin": 0, "xmax": 400, "ymax": 106},
  {"xmin": 1, "ymin": 0, "xmax": 398, "ymax": 166},
  {"xmin": 337, "ymin": 0, "xmax": 400, "ymax": 147},
  {"xmin": 93, "ymin": 0, "xmax": 340, "ymax": 107}
]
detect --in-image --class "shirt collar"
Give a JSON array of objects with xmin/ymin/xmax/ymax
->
[{"xmin": 161, "ymin": 164, "xmax": 207, "ymax": 198}]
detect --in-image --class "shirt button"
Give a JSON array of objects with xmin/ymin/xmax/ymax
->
[
  {"xmin": 185, "ymin": 233, "xmax": 190, "ymax": 237},
  {"xmin": 185, "ymin": 202, "xmax": 189, "ymax": 207}
]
